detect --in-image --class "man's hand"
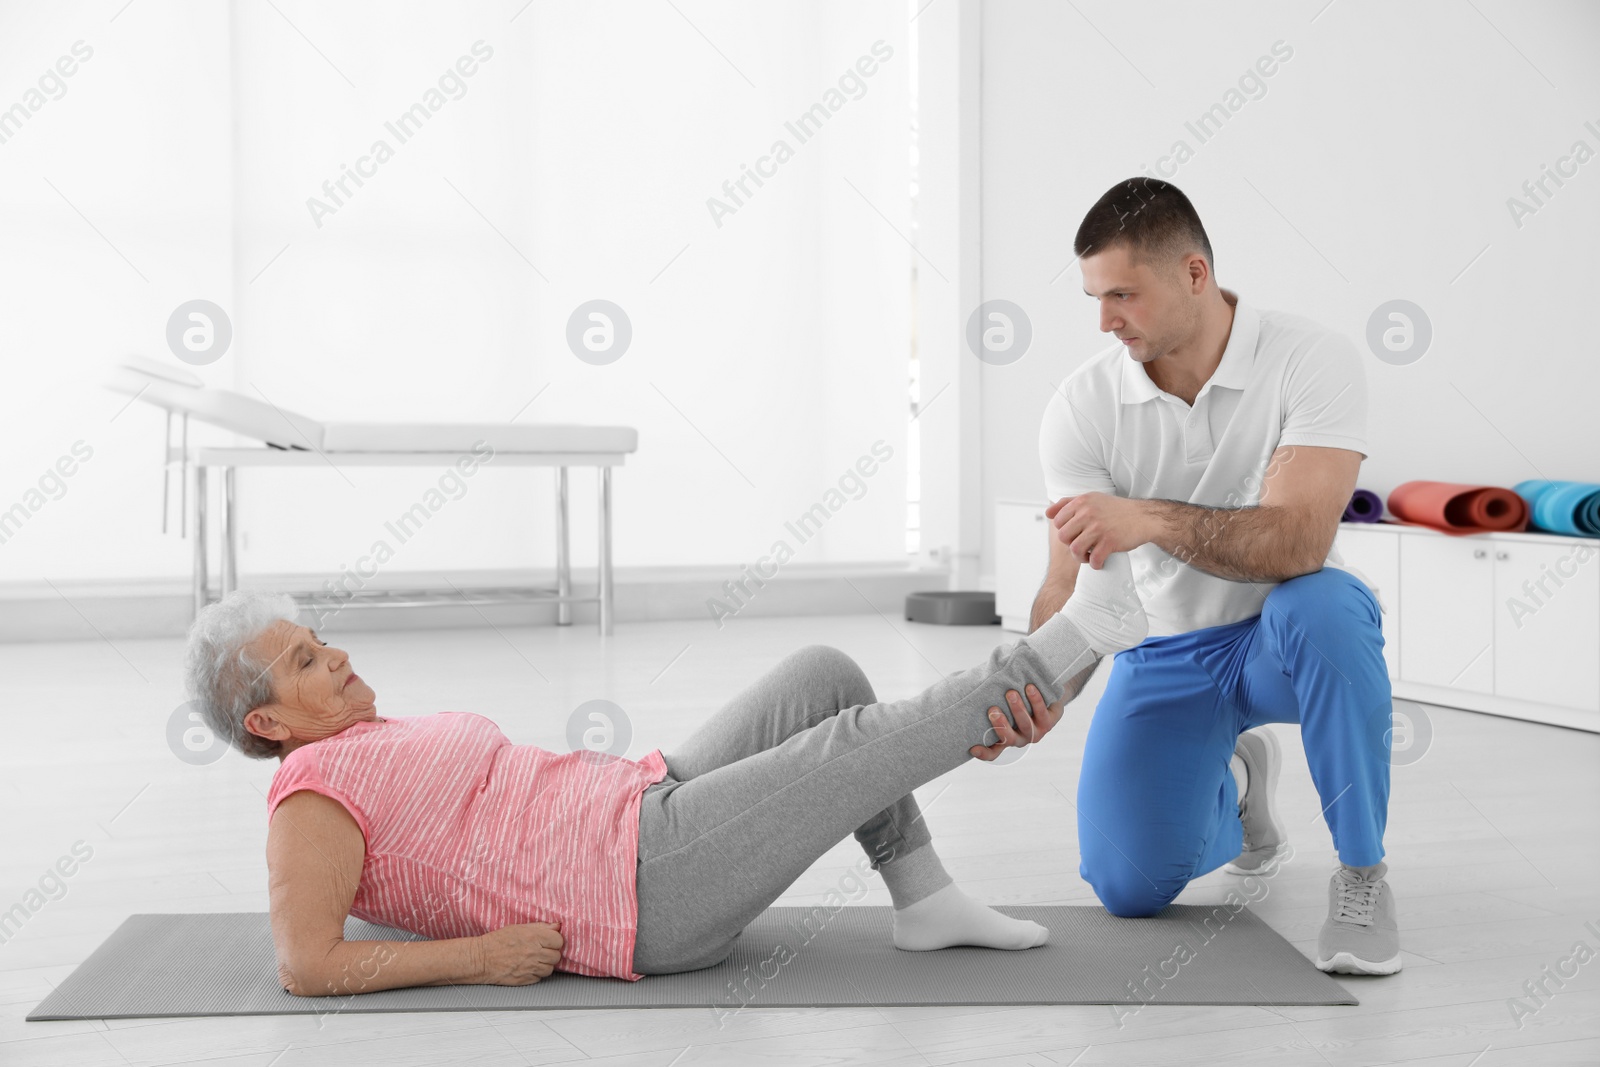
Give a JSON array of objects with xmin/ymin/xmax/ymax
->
[
  {"xmin": 476, "ymin": 921, "xmax": 564, "ymax": 986},
  {"xmin": 1047, "ymin": 492, "xmax": 1153, "ymax": 570},
  {"xmin": 969, "ymin": 684, "xmax": 1063, "ymax": 761}
]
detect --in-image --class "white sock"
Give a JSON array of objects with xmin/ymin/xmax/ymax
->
[
  {"xmin": 1060, "ymin": 551, "xmax": 1148, "ymax": 655},
  {"xmin": 892, "ymin": 883, "xmax": 1049, "ymax": 951},
  {"xmin": 1231, "ymin": 753, "xmax": 1248, "ymax": 807}
]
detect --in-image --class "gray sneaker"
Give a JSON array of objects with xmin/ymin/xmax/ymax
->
[
  {"xmin": 1316, "ymin": 861, "xmax": 1403, "ymax": 975},
  {"xmin": 1222, "ymin": 727, "xmax": 1286, "ymax": 874}
]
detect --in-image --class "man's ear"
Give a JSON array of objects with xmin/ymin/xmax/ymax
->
[{"xmin": 243, "ymin": 704, "xmax": 291, "ymax": 743}]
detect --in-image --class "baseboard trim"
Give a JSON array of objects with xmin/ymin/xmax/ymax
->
[
  {"xmin": 1394, "ymin": 680, "xmax": 1599, "ymax": 734},
  {"xmin": 0, "ymin": 562, "xmax": 956, "ymax": 642}
]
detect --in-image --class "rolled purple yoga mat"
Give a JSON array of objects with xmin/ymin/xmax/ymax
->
[{"xmin": 1343, "ymin": 488, "xmax": 1384, "ymax": 523}]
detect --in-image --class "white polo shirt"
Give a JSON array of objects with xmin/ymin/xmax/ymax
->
[{"xmin": 1039, "ymin": 288, "xmax": 1375, "ymax": 639}]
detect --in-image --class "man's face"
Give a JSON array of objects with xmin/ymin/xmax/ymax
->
[{"xmin": 1080, "ymin": 244, "xmax": 1201, "ymax": 365}]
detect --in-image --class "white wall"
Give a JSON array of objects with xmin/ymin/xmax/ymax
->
[
  {"xmin": 0, "ymin": 2, "xmax": 233, "ymax": 579},
  {"xmin": 976, "ymin": 0, "xmax": 1600, "ymax": 585},
  {"xmin": 0, "ymin": 0, "xmax": 913, "ymax": 587},
  {"xmin": 13, "ymin": 0, "xmax": 1594, "ymax": 599}
]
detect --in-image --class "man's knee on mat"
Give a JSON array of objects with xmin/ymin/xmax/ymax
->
[{"xmin": 1081, "ymin": 856, "xmax": 1184, "ymax": 918}]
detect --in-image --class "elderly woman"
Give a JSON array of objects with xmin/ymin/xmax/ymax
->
[{"xmin": 185, "ymin": 557, "xmax": 1146, "ymax": 996}]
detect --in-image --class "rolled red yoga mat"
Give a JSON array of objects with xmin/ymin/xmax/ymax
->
[
  {"xmin": 1343, "ymin": 488, "xmax": 1384, "ymax": 523},
  {"xmin": 1386, "ymin": 481, "xmax": 1530, "ymax": 536}
]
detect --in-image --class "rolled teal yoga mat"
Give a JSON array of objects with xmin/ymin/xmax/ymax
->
[{"xmin": 1515, "ymin": 480, "xmax": 1600, "ymax": 537}]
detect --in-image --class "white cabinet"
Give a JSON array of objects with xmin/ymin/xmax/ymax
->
[
  {"xmin": 1332, "ymin": 526, "xmax": 1400, "ymax": 681},
  {"xmin": 1492, "ymin": 540, "xmax": 1600, "ymax": 712},
  {"xmin": 1394, "ymin": 530, "xmax": 1600, "ymax": 715},
  {"xmin": 995, "ymin": 501, "xmax": 1050, "ymax": 632},
  {"xmin": 1398, "ymin": 535, "xmax": 1497, "ymax": 695},
  {"xmin": 1384, "ymin": 524, "xmax": 1598, "ymax": 730}
]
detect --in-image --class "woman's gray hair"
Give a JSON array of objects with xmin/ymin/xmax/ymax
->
[{"xmin": 183, "ymin": 590, "xmax": 302, "ymax": 761}]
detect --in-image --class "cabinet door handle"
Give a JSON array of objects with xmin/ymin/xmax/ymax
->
[
  {"xmin": 1473, "ymin": 548, "xmax": 1486, "ymax": 559},
  {"xmin": 1495, "ymin": 550, "xmax": 1509, "ymax": 561},
  {"xmin": 1034, "ymin": 514, "xmax": 1045, "ymax": 522}
]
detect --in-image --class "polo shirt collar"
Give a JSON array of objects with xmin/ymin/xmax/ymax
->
[{"xmin": 1120, "ymin": 288, "xmax": 1259, "ymax": 405}]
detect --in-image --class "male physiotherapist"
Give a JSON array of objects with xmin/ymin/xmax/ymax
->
[{"xmin": 1025, "ymin": 177, "xmax": 1396, "ymax": 976}]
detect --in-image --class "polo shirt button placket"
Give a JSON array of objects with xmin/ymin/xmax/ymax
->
[{"xmin": 1185, "ymin": 398, "xmax": 1212, "ymax": 464}]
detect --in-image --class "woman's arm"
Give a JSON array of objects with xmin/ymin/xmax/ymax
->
[{"xmin": 268, "ymin": 789, "xmax": 488, "ymax": 996}]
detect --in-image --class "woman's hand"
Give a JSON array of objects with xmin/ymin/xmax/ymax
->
[
  {"xmin": 476, "ymin": 921, "xmax": 564, "ymax": 985},
  {"xmin": 969, "ymin": 684, "xmax": 1062, "ymax": 761},
  {"xmin": 278, "ymin": 956, "xmax": 297, "ymax": 995}
]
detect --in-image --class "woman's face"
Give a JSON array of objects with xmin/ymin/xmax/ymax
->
[{"xmin": 242, "ymin": 621, "xmax": 377, "ymax": 748}]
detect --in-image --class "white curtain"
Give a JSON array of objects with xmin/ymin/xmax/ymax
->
[{"xmin": 0, "ymin": 0, "xmax": 912, "ymax": 581}]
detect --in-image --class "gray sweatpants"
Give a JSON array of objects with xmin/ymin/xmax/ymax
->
[{"xmin": 630, "ymin": 611, "xmax": 1098, "ymax": 974}]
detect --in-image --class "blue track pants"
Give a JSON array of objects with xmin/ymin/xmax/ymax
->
[{"xmin": 1077, "ymin": 566, "xmax": 1393, "ymax": 917}]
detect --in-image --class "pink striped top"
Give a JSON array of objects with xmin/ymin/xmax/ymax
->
[{"xmin": 265, "ymin": 712, "xmax": 669, "ymax": 981}]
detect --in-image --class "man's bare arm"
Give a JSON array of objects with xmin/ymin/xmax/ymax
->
[
  {"xmin": 1142, "ymin": 500, "xmax": 1319, "ymax": 584},
  {"xmin": 1141, "ymin": 445, "xmax": 1362, "ymax": 584}
]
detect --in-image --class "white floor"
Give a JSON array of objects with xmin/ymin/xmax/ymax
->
[{"xmin": 2, "ymin": 611, "xmax": 1597, "ymax": 1066}]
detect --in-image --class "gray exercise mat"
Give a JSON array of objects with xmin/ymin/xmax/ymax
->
[{"xmin": 28, "ymin": 906, "xmax": 1354, "ymax": 1020}]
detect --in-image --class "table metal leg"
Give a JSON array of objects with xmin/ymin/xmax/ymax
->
[
  {"xmin": 192, "ymin": 465, "xmax": 209, "ymax": 619},
  {"xmin": 162, "ymin": 410, "xmax": 171, "ymax": 535},
  {"xmin": 555, "ymin": 466, "xmax": 571, "ymax": 625},
  {"xmin": 179, "ymin": 413, "xmax": 188, "ymax": 538},
  {"xmin": 598, "ymin": 465, "xmax": 613, "ymax": 636},
  {"xmin": 222, "ymin": 467, "xmax": 238, "ymax": 595}
]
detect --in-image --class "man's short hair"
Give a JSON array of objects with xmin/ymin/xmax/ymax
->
[{"xmin": 1074, "ymin": 177, "xmax": 1215, "ymax": 278}]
